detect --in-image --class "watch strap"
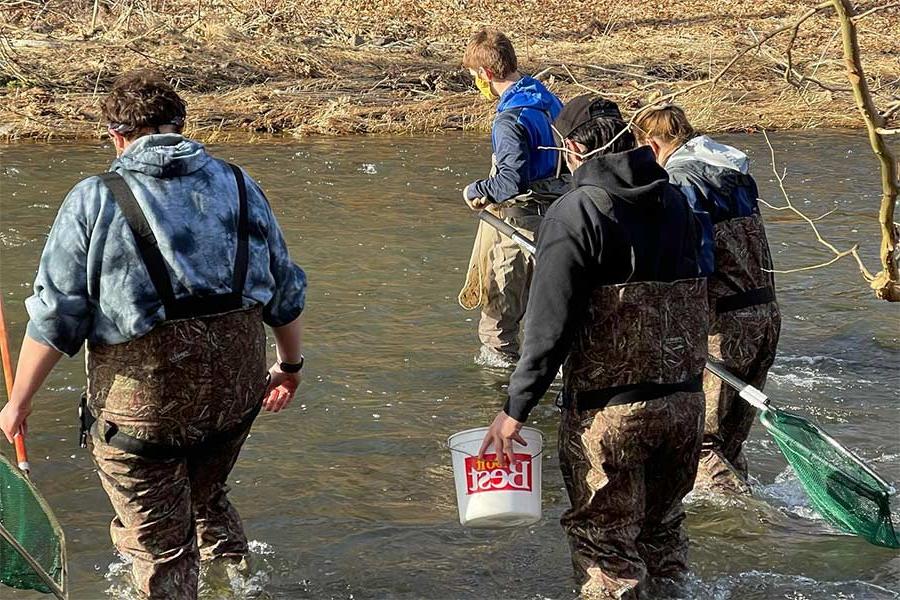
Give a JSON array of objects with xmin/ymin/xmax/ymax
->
[{"xmin": 279, "ymin": 356, "xmax": 304, "ymax": 373}]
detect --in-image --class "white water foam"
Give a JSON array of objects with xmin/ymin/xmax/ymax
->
[
  {"xmin": 104, "ymin": 540, "xmax": 275, "ymax": 599},
  {"xmin": 687, "ymin": 570, "xmax": 900, "ymax": 600}
]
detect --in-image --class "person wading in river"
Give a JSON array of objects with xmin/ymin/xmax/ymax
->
[
  {"xmin": 634, "ymin": 104, "xmax": 781, "ymax": 494},
  {"xmin": 0, "ymin": 70, "xmax": 307, "ymax": 600},
  {"xmin": 458, "ymin": 29, "xmax": 567, "ymax": 368},
  {"xmin": 479, "ymin": 95, "xmax": 708, "ymax": 599}
]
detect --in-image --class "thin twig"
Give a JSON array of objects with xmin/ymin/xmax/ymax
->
[
  {"xmin": 768, "ymin": 249, "xmax": 859, "ymax": 274},
  {"xmin": 853, "ymin": 1, "xmax": 900, "ymax": 20},
  {"xmin": 762, "ymin": 130, "xmax": 876, "ymax": 280}
]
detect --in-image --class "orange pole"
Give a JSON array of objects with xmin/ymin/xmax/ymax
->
[{"xmin": 0, "ymin": 296, "xmax": 29, "ymax": 473}]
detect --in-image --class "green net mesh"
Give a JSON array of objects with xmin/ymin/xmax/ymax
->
[
  {"xmin": 760, "ymin": 408, "xmax": 899, "ymax": 549},
  {"xmin": 0, "ymin": 453, "xmax": 66, "ymax": 596}
]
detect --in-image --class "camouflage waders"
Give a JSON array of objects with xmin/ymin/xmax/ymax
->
[
  {"xmin": 559, "ymin": 393, "xmax": 704, "ymax": 599},
  {"xmin": 458, "ymin": 156, "xmax": 567, "ymax": 364},
  {"xmin": 87, "ymin": 307, "xmax": 267, "ymax": 600},
  {"xmin": 477, "ymin": 211, "xmax": 542, "ymax": 361},
  {"xmin": 698, "ymin": 214, "xmax": 781, "ymax": 493},
  {"xmin": 559, "ymin": 278, "xmax": 708, "ymax": 598},
  {"xmin": 81, "ymin": 163, "xmax": 266, "ymax": 599}
]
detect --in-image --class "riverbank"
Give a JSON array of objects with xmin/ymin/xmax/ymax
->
[{"xmin": 1, "ymin": 1, "xmax": 897, "ymax": 141}]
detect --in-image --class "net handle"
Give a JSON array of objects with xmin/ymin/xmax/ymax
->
[
  {"xmin": 0, "ymin": 297, "xmax": 30, "ymax": 474},
  {"xmin": 0, "ymin": 522, "xmax": 66, "ymax": 600},
  {"xmin": 477, "ymin": 211, "xmax": 537, "ymax": 254},
  {"xmin": 704, "ymin": 359, "xmax": 770, "ymax": 411},
  {"xmin": 707, "ymin": 359, "xmax": 897, "ymax": 497}
]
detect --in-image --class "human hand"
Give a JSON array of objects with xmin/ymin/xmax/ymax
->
[
  {"xmin": 478, "ymin": 410, "xmax": 526, "ymax": 467},
  {"xmin": 463, "ymin": 185, "xmax": 490, "ymax": 211},
  {"xmin": 0, "ymin": 400, "xmax": 30, "ymax": 444},
  {"xmin": 263, "ymin": 364, "xmax": 300, "ymax": 413}
]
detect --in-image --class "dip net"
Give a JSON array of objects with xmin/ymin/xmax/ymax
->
[
  {"xmin": 0, "ymin": 451, "xmax": 67, "ymax": 598},
  {"xmin": 760, "ymin": 408, "xmax": 899, "ymax": 549},
  {"xmin": 0, "ymin": 296, "xmax": 67, "ymax": 598}
]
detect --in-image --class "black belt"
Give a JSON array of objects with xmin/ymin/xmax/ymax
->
[
  {"xmin": 558, "ymin": 375, "xmax": 703, "ymax": 411},
  {"xmin": 716, "ymin": 286, "xmax": 775, "ymax": 313},
  {"xmin": 500, "ymin": 201, "xmax": 549, "ymax": 218},
  {"xmin": 79, "ymin": 393, "xmax": 262, "ymax": 460}
]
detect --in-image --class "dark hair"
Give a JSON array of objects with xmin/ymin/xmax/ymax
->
[
  {"xmin": 102, "ymin": 70, "xmax": 186, "ymax": 137},
  {"xmin": 462, "ymin": 29, "xmax": 517, "ymax": 78},
  {"xmin": 568, "ymin": 117, "xmax": 636, "ymax": 155}
]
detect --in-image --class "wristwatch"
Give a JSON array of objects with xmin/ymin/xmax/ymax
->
[{"xmin": 279, "ymin": 356, "xmax": 304, "ymax": 373}]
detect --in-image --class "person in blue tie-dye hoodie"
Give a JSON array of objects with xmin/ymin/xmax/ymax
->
[
  {"xmin": 0, "ymin": 70, "xmax": 307, "ymax": 599},
  {"xmin": 459, "ymin": 29, "xmax": 567, "ymax": 368}
]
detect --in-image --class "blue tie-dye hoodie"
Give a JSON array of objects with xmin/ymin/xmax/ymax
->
[{"xmin": 26, "ymin": 134, "xmax": 307, "ymax": 356}]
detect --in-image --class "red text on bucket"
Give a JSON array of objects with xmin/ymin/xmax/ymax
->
[{"xmin": 465, "ymin": 454, "xmax": 533, "ymax": 494}]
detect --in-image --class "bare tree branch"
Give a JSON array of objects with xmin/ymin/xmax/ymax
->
[
  {"xmin": 853, "ymin": 1, "xmax": 900, "ymax": 20},
  {"xmin": 784, "ymin": 1, "xmax": 833, "ymax": 86},
  {"xmin": 833, "ymin": 0, "xmax": 900, "ymax": 301},
  {"xmin": 761, "ymin": 131, "xmax": 876, "ymax": 280}
]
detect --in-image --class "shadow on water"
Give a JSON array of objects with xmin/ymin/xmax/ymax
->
[{"xmin": 0, "ymin": 130, "xmax": 898, "ymax": 598}]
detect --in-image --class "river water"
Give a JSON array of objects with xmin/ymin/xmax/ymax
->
[{"xmin": 0, "ymin": 130, "xmax": 898, "ymax": 599}]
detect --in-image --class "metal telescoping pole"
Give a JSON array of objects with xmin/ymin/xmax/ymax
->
[{"xmin": 477, "ymin": 211, "xmax": 536, "ymax": 254}]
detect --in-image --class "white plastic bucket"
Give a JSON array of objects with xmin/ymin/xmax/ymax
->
[{"xmin": 448, "ymin": 426, "xmax": 543, "ymax": 528}]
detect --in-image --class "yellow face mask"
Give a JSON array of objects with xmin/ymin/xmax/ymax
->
[{"xmin": 475, "ymin": 75, "xmax": 498, "ymax": 101}]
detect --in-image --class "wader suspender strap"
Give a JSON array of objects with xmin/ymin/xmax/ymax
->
[
  {"xmin": 85, "ymin": 164, "xmax": 258, "ymax": 459},
  {"xmin": 98, "ymin": 162, "xmax": 250, "ymax": 320}
]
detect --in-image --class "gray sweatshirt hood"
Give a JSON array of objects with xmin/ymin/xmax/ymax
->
[
  {"xmin": 113, "ymin": 133, "xmax": 211, "ymax": 178},
  {"xmin": 665, "ymin": 135, "xmax": 750, "ymax": 174}
]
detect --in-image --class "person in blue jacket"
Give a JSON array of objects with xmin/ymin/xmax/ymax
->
[
  {"xmin": 459, "ymin": 29, "xmax": 567, "ymax": 368},
  {"xmin": 635, "ymin": 105, "xmax": 781, "ymax": 494}
]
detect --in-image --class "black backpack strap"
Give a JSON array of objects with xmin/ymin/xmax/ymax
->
[
  {"xmin": 227, "ymin": 163, "xmax": 250, "ymax": 304},
  {"xmin": 98, "ymin": 172, "xmax": 178, "ymax": 314}
]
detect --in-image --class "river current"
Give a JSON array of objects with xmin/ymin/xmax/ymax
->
[{"xmin": 1, "ymin": 130, "xmax": 898, "ymax": 598}]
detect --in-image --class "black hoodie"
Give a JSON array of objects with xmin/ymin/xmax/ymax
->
[{"xmin": 504, "ymin": 146, "xmax": 702, "ymax": 422}]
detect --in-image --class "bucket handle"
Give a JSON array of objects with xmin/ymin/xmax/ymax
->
[{"xmin": 447, "ymin": 444, "xmax": 544, "ymax": 459}]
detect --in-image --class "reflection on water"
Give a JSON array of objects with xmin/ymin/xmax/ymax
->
[{"xmin": 0, "ymin": 130, "xmax": 898, "ymax": 599}]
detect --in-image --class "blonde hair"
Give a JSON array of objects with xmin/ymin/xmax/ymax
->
[
  {"xmin": 632, "ymin": 104, "xmax": 696, "ymax": 146},
  {"xmin": 462, "ymin": 29, "xmax": 517, "ymax": 78}
]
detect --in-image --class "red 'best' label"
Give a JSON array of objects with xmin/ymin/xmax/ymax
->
[{"xmin": 464, "ymin": 453, "xmax": 533, "ymax": 495}]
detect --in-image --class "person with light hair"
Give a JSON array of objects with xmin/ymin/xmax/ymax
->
[
  {"xmin": 458, "ymin": 29, "xmax": 566, "ymax": 368},
  {"xmin": 634, "ymin": 104, "xmax": 781, "ymax": 494}
]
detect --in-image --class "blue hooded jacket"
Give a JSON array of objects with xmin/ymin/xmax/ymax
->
[
  {"xmin": 665, "ymin": 136, "xmax": 760, "ymax": 276},
  {"xmin": 465, "ymin": 76, "xmax": 563, "ymax": 203}
]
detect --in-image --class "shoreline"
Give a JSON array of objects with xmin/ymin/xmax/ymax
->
[{"xmin": 1, "ymin": 1, "xmax": 896, "ymax": 143}]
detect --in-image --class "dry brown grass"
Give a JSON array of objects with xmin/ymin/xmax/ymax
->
[{"xmin": 0, "ymin": 0, "xmax": 897, "ymax": 141}]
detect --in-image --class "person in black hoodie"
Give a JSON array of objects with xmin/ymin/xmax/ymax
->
[{"xmin": 479, "ymin": 96, "xmax": 709, "ymax": 599}]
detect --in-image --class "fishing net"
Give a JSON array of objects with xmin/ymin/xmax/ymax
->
[
  {"xmin": 760, "ymin": 408, "xmax": 900, "ymax": 549},
  {"xmin": 0, "ymin": 452, "xmax": 66, "ymax": 597}
]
